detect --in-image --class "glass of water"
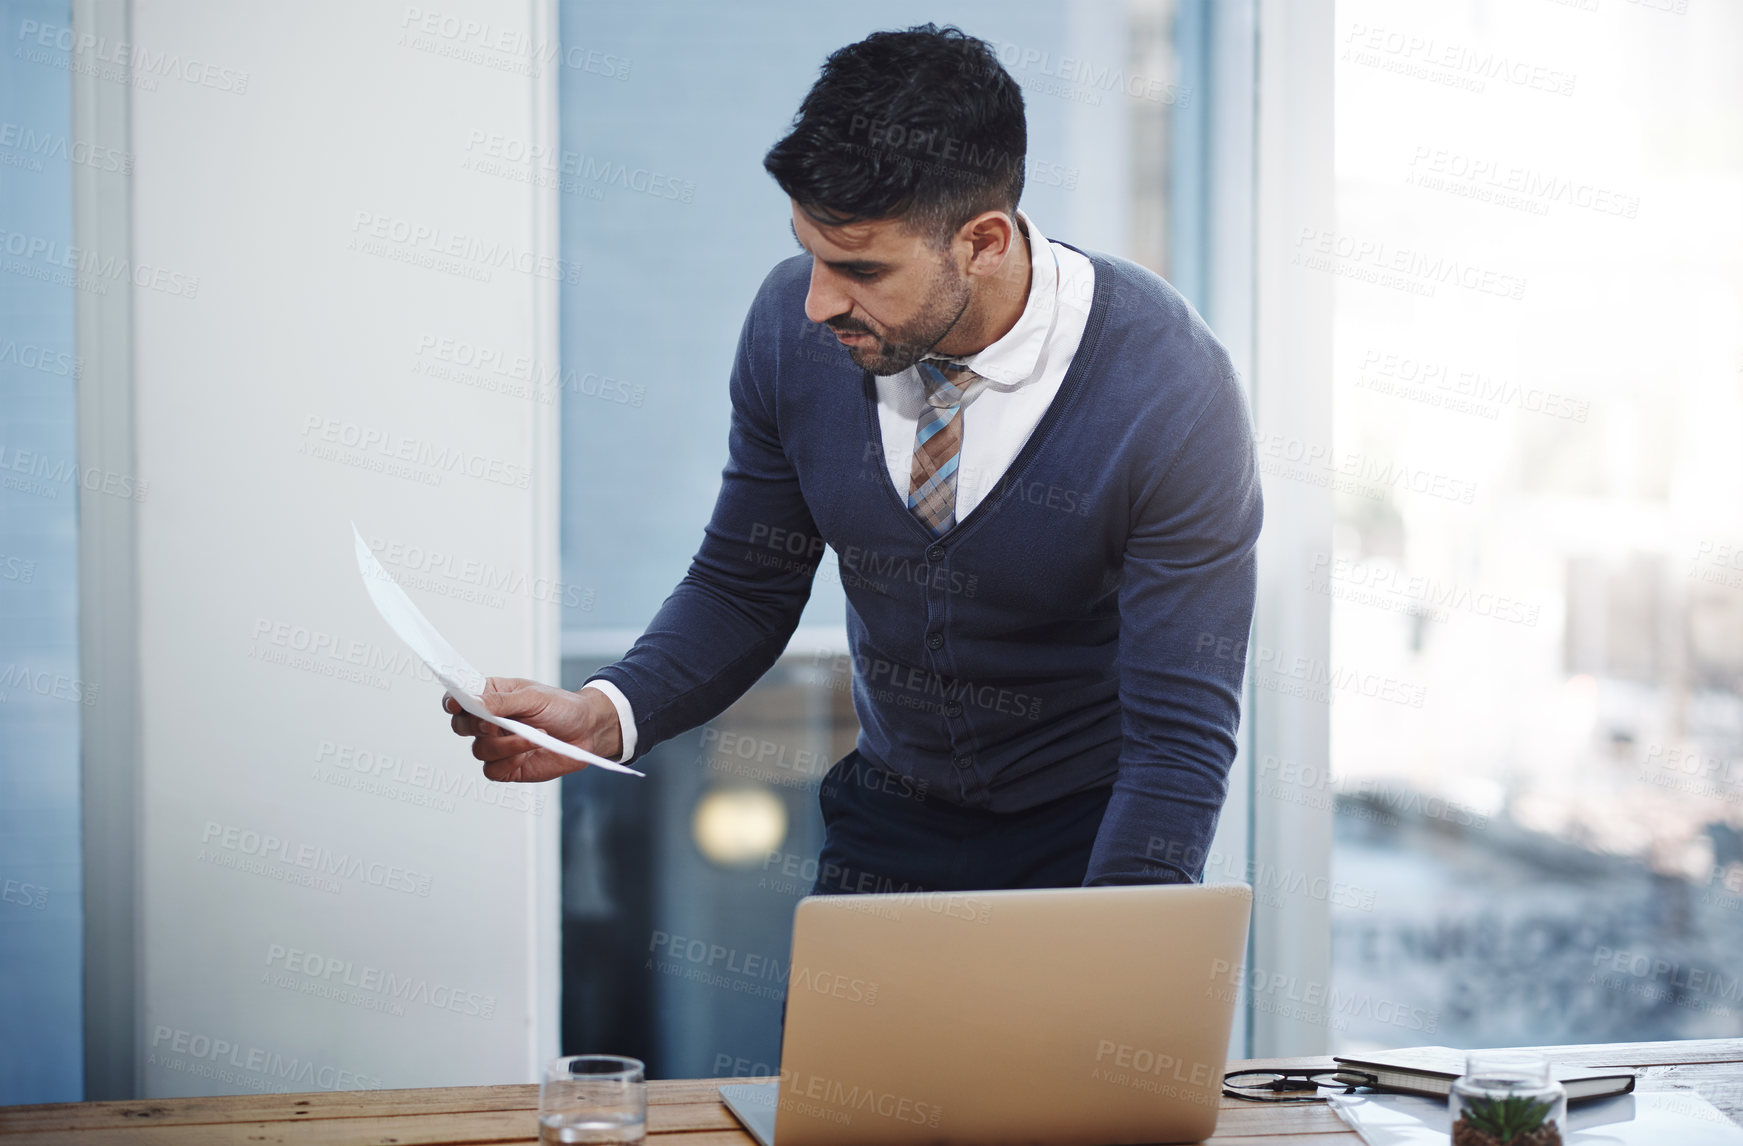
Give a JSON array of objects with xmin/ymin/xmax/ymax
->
[{"xmin": 540, "ymin": 1055, "xmax": 647, "ymax": 1144}]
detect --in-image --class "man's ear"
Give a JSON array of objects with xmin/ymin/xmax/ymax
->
[{"xmin": 957, "ymin": 210, "xmax": 1018, "ymax": 277}]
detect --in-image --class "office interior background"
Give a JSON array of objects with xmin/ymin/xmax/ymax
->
[{"xmin": 2, "ymin": 0, "xmax": 1740, "ymax": 1103}]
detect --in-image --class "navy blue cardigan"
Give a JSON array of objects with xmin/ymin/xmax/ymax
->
[{"xmin": 590, "ymin": 248, "xmax": 1262, "ymax": 885}]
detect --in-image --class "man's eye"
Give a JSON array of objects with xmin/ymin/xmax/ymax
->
[{"xmin": 849, "ymin": 268, "xmax": 879, "ymax": 281}]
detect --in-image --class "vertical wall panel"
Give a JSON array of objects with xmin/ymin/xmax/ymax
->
[{"xmin": 109, "ymin": 0, "xmax": 560, "ymax": 1096}]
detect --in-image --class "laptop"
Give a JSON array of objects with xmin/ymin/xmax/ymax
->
[{"xmin": 719, "ymin": 882, "xmax": 1253, "ymax": 1146}]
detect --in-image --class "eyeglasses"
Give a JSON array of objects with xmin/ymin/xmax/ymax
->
[{"xmin": 1222, "ymin": 1068, "xmax": 1378, "ymax": 1102}]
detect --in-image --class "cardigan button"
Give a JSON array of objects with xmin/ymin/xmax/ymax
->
[
  {"xmin": 926, "ymin": 632, "xmax": 944, "ymax": 650},
  {"xmin": 952, "ymin": 754, "xmax": 973, "ymax": 770},
  {"xmin": 944, "ymin": 700, "xmax": 963, "ymax": 718},
  {"xmin": 926, "ymin": 544, "xmax": 945, "ymax": 562}
]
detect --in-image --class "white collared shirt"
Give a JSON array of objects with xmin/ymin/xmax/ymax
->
[
  {"xmin": 874, "ymin": 210, "xmax": 1095, "ymax": 519},
  {"xmin": 588, "ymin": 211, "xmax": 1095, "ymax": 761}
]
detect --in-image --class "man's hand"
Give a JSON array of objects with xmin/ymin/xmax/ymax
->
[{"xmin": 443, "ymin": 678, "xmax": 623, "ymax": 783}]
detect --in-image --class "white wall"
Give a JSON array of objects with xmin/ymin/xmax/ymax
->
[{"xmin": 118, "ymin": 0, "xmax": 561, "ymax": 1095}]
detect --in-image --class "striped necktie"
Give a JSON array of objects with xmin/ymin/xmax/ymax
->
[{"xmin": 907, "ymin": 358, "xmax": 976, "ymax": 534}]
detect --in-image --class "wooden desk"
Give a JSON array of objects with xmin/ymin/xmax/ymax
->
[{"xmin": 2, "ymin": 1039, "xmax": 1739, "ymax": 1144}]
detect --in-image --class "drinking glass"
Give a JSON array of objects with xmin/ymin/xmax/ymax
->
[{"xmin": 539, "ymin": 1055, "xmax": 647, "ymax": 1144}]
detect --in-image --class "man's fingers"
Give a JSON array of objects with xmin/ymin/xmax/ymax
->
[
  {"xmin": 444, "ymin": 680, "xmax": 583, "ymax": 780},
  {"xmin": 478, "ymin": 676, "xmax": 554, "ymax": 722},
  {"xmin": 452, "ymin": 710, "xmax": 528, "ymax": 739},
  {"xmin": 481, "ymin": 754, "xmax": 534, "ymax": 783},
  {"xmin": 472, "ymin": 733, "xmax": 536, "ymax": 763},
  {"xmin": 451, "ymin": 712, "xmax": 497, "ymax": 738},
  {"xmin": 482, "ymin": 751, "xmax": 588, "ymax": 783}
]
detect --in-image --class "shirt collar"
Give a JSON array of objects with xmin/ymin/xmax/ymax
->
[{"xmin": 924, "ymin": 208, "xmax": 1058, "ymax": 389}]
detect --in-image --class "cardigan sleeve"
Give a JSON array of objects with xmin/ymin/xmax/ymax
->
[
  {"xmin": 585, "ymin": 294, "xmax": 823, "ymax": 762},
  {"xmin": 1083, "ymin": 372, "xmax": 1263, "ymax": 886}
]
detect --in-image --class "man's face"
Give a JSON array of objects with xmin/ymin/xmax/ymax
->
[{"xmin": 790, "ymin": 202, "xmax": 972, "ymax": 376}]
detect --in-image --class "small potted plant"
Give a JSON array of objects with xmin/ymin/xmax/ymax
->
[
  {"xmin": 1449, "ymin": 1051, "xmax": 1566, "ymax": 1146},
  {"xmin": 1450, "ymin": 1092, "xmax": 1563, "ymax": 1146}
]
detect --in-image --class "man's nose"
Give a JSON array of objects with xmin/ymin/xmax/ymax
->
[{"xmin": 803, "ymin": 261, "xmax": 848, "ymax": 326}]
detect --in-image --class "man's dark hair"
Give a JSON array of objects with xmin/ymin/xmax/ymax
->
[{"xmin": 763, "ymin": 24, "xmax": 1027, "ymax": 245}]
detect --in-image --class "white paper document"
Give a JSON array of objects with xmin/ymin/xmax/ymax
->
[
  {"xmin": 1329, "ymin": 1087, "xmax": 1743, "ymax": 1146},
  {"xmin": 352, "ymin": 524, "xmax": 643, "ymax": 777}
]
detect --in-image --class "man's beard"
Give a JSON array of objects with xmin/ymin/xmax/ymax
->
[{"xmin": 826, "ymin": 264, "xmax": 973, "ymax": 376}]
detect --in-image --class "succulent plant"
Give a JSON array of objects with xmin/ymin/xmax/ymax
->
[{"xmin": 1451, "ymin": 1092, "xmax": 1562, "ymax": 1146}]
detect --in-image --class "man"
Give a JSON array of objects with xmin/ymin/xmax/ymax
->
[{"xmin": 447, "ymin": 24, "xmax": 1261, "ymax": 892}]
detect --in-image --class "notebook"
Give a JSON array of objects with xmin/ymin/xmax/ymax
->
[{"xmin": 1332, "ymin": 1046, "xmax": 1636, "ymax": 1101}]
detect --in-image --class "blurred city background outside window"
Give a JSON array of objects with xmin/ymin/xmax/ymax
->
[
  {"xmin": 0, "ymin": 0, "xmax": 84, "ymax": 1105},
  {"xmin": 1328, "ymin": 0, "xmax": 1743, "ymax": 1052}
]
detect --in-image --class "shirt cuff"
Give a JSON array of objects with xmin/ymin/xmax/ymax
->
[{"xmin": 580, "ymin": 679, "xmax": 638, "ymax": 763}]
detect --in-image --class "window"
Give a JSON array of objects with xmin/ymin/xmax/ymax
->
[
  {"xmin": 1330, "ymin": 0, "xmax": 1743, "ymax": 1050},
  {"xmin": 0, "ymin": 0, "xmax": 84, "ymax": 1103}
]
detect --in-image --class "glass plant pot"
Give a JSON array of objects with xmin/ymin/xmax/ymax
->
[{"xmin": 1449, "ymin": 1051, "xmax": 1567, "ymax": 1146}]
